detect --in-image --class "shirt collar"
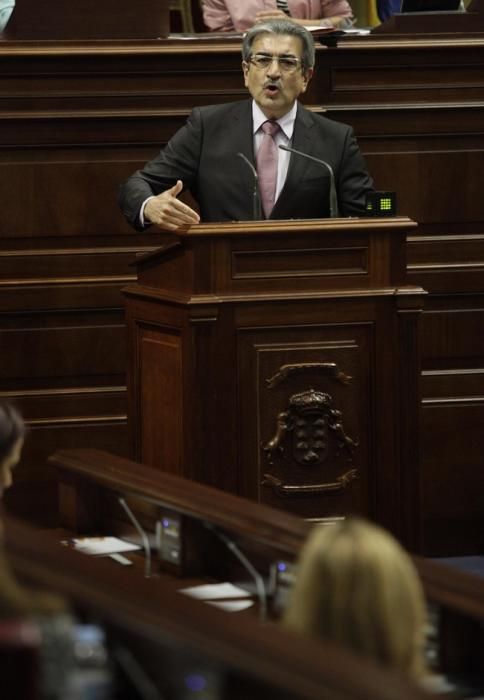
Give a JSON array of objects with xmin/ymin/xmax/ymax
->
[{"xmin": 252, "ymin": 100, "xmax": 298, "ymax": 140}]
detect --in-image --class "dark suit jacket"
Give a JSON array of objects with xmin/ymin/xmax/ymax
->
[{"xmin": 119, "ymin": 100, "xmax": 374, "ymax": 229}]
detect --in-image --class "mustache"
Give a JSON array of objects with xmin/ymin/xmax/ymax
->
[{"xmin": 263, "ymin": 80, "xmax": 281, "ymax": 89}]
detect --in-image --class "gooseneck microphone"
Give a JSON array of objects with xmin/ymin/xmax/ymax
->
[
  {"xmin": 204, "ymin": 521, "xmax": 268, "ymax": 623},
  {"xmin": 279, "ymin": 144, "xmax": 340, "ymax": 218},
  {"xmin": 237, "ymin": 152, "xmax": 262, "ymax": 221},
  {"xmin": 118, "ymin": 496, "xmax": 152, "ymax": 578}
]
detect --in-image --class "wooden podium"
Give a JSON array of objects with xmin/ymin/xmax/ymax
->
[{"xmin": 123, "ymin": 218, "xmax": 426, "ymax": 549}]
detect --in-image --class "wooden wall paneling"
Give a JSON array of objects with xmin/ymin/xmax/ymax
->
[
  {"xmin": 0, "ymin": 38, "xmax": 246, "ymax": 528},
  {"xmin": 312, "ymin": 38, "xmax": 484, "ymax": 555},
  {"xmin": 347, "ymin": 62, "xmax": 484, "ymax": 556},
  {"xmin": 407, "ymin": 232, "xmax": 484, "ymax": 295},
  {"xmin": 419, "ymin": 298, "xmax": 484, "ymax": 555},
  {"xmin": 2, "ymin": 35, "xmax": 484, "ymax": 552},
  {"xmin": 395, "ymin": 291, "xmax": 426, "ymax": 552},
  {"xmin": 8, "ymin": 40, "xmax": 194, "ymax": 523},
  {"xmin": 0, "ymin": 42, "xmax": 207, "ymax": 524},
  {"xmin": 0, "ymin": 306, "xmax": 129, "ymax": 523},
  {"xmin": 323, "ymin": 106, "xmax": 484, "ymax": 229},
  {"xmin": 372, "ymin": 296, "xmax": 406, "ymax": 539},
  {"xmin": 312, "ymin": 40, "xmax": 484, "ymax": 106},
  {"xmin": 4, "ymin": 0, "xmax": 170, "ymax": 40}
]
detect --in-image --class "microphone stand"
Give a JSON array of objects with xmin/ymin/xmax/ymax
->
[
  {"xmin": 237, "ymin": 152, "xmax": 262, "ymax": 221},
  {"xmin": 118, "ymin": 496, "xmax": 152, "ymax": 578},
  {"xmin": 279, "ymin": 144, "xmax": 340, "ymax": 218},
  {"xmin": 204, "ymin": 522, "xmax": 267, "ymax": 623}
]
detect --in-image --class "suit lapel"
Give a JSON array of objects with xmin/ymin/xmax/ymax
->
[
  {"xmin": 231, "ymin": 101, "xmax": 257, "ymax": 193},
  {"xmin": 271, "ymin": 105, "xmax": 316, "ymax": 219}
]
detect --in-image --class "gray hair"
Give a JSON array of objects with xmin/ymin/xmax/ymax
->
[{"xmin": 242, "ymin": 19, "xmax": 316, "ymax": 72}]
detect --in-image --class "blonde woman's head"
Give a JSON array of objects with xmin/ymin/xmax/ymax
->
[{"xmin": 283, "ymin": 518, "xmax": 426, "ymax": 679}]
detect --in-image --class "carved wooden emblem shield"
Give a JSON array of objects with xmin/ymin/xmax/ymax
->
[{"xmin": 263, "ymin": 388, "xmax": 357, "ymax": 467}]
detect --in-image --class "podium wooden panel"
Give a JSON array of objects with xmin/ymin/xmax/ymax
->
[{"xmin": 124, "ymin": 217, "xmax": 426, "ymax": 549}]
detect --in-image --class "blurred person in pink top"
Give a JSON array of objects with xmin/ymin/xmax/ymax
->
[{"xmin": 202, "ymin": 0, "xmax": 354, "ymax": 33}]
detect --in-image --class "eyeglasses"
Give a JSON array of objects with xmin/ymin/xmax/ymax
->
[{"xmin": 248, "ymin": 53, "xmax": 303, "ymax": 74}]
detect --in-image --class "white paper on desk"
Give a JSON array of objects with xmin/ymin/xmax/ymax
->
[
  {"xmin": 206, "ymin": 599, "xmax": 255, "ymax": 612},
  {"xmin": 179, "ymin": 582, "xmax": 251, "ymax": 600},
  {"xmin": 68, "ymin": 537, "xmax": 141, "ymax": 555},
  {"xmin": 343, "ymin": 28, "xmax": 371, "ymax": 34}
]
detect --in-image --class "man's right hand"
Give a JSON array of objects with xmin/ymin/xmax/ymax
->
[{"xmin": 144, "ymin": 180, "xmax": 200, "ymax": 231}]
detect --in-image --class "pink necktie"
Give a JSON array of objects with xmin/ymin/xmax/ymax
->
[{"xmin": 256, "ymin": 120, "xmax": 280, "ymax": 218}]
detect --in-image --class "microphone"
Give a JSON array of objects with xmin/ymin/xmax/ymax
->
[
  {"xmin": 118, "ymin": 496, "xmax": 152, "ymax": 578},
  {"xmin": 237, "ymin": 152, "xmax": 262, "ymax": 221},
  {"xmin": 279, "ymin": 144, "xmax": 340, "ymax": 218},
  {"xmin": 204, "ymin": 521, "xmax": 268, "ymax": 623}
]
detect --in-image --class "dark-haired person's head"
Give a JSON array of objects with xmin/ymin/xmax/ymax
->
[{"xmin": 0, "ymin": 402, "xmax": 25, "ymax": 498}]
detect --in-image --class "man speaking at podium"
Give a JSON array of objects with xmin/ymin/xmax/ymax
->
[{"xmin": 119, "ymin": 18, "xmax": 373, "ymax": 232}]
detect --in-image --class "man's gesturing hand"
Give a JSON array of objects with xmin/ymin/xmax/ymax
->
[{"xmin": 144, "ymin": 180, "xmax": 200, "ymax": 231}]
